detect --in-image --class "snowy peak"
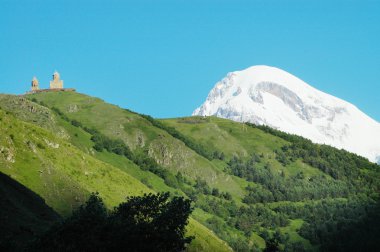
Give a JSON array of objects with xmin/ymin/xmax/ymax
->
[{"xmin": 193, "ymin": 65, "xmax": 380, "ymax": 163}]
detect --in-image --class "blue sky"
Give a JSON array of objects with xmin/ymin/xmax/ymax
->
[{"xmin": 1, "ymin": 0, "xmax": 379, "ymax": 121}]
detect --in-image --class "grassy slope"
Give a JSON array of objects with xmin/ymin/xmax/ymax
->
[
  {"xmin": 279, "ymin": 219, "xmax": 312, "ymax": 249},
  {"xmin": 162, "ymin": 116, "xmax": 329, "ymax": 181},
  {"xmin": 162, "ymin": 117, "xmax": 284, "ymax": 158},
  {"xmin": 27, "ymin": 91, "xmax": 245, "ymax": 199},
  {"xmin": 0, "ymin": 97, "xmax": 231, "ymax": 252},
  {"xmin": 161, "ymin": 116, "xmax": 331, "ymax": 249},
  {"xmin": 0, "ymin": 108, "xmax": 149, "ymax": 215}
]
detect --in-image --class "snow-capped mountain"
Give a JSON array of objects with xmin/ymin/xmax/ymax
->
[{"xmin": 193, "ymin": 65, "xmax": 380, "ymax": 163}]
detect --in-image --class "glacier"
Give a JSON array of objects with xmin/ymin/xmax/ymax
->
[{"xmin": 193, "ymin": 65, "xmax": 380, "ymax": 163}]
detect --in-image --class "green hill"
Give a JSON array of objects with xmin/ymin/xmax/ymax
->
[
  {"xmin": 25, "ymin": 92, "xmax": 245, "ymax": 198},
  {"xmin": 161, "ymin": 116, "xmax": 380, "ymax": 250},
  {"xmin": 1, "ymin": 90, "xmax": 379, "ymax": 251},
  {"xmin": 0, "ymin": 95, "xmax": 231, "ymax": 252}
]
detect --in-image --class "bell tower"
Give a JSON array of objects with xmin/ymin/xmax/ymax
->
[{"xmin": 31, "ymin": 77, "xmax": 39, "ymax": 91}]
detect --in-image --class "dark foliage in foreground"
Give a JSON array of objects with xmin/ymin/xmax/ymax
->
[{"xmin": 31, "ymin": 192, "xmax": 193, "ymax": 252}]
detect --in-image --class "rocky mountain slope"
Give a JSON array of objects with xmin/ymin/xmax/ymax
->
[{"xmin": 193, "ymin": 65, "xmax": 380, "ymax": 163}]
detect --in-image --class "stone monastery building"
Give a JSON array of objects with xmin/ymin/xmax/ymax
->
[{"xmin": 29, "ymin": 71, "xmax": 75, "ymax": 93}]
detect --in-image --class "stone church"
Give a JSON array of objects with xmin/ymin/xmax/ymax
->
[
  {"xmin": 49, "ymin": 71, "xmax": 64, "ymax": 89},
  {"xmin": 28, "ymin": 71, "xmax": 74, "ymax": 94}
]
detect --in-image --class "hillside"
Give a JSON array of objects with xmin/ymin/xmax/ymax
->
[
  {"xmin": 25, "ymin": 92, "xmax": 246, "ymax": 199},
  {"xmin": 0, "ymin": 91, "xmax": 379, "ymax": 251},
  {"xmin": 161, "ymin": 116, "xmax": 380, "ymax": 250},
  {"xmin": 0, "ymin": 95, "xmax": 231, "ymax": 252}
]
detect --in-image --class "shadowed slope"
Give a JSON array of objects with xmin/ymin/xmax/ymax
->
[{"xmin": 0, "ymin": 171, "xmax": 60, "ymax": 250}]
